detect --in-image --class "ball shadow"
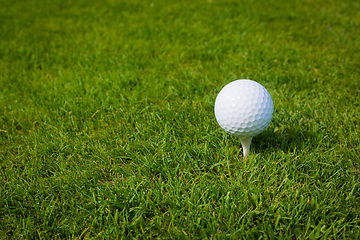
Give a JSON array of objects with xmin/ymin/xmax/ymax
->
[{"xmin": 251, "ymin": 127, "xmax": 317, "ymax": 154}]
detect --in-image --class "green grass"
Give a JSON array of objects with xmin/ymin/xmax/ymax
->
[{"xmin": 1, "ymin": 0, "xmax": 359, "ymax": 238}]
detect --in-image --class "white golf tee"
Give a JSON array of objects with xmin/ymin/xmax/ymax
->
[{"xmin": 239, "ymin": 137, "xmax": 253, "ymax": 159}]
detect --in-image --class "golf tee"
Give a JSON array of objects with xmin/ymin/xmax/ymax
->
[{"xmin": 239, "ymin": 137, "xmax": 253, "ymax": 159}]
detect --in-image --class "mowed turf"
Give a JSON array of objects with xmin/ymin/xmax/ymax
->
[{"xmin": 0, "ymin": 0, "xmax": 359, "ymax": 238}]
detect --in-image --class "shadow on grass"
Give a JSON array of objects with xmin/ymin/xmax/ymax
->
[{"xmin": 252, "ymin": 127, "xmax": 317, "ymax": 154}]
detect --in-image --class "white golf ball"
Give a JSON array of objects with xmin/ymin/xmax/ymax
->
[{"xmin": 214, "ymin": 79, "xmax": 273, "ymax": 138}]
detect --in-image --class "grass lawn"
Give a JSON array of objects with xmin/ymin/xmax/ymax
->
[{"xmin": 1, "ymin": 0, "xmax": 359, "ymax": 238}]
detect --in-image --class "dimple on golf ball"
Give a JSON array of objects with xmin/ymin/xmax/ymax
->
[{"xmin": 214, "ymin": 79, "xmax": 273, "ymax": 139}]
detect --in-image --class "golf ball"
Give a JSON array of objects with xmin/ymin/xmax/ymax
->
[{"xmin": 214, "ymin": 79, "xmax": 273, "ymax": 138}]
